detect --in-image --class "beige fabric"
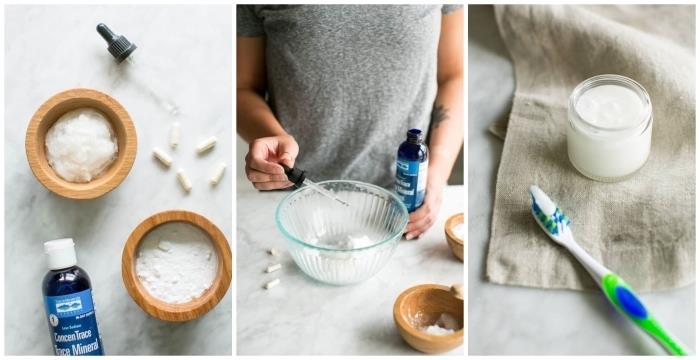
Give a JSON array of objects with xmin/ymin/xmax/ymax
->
[{"xmin": 488, "ymin": 5, "xmax": 695, "ymax": 291}]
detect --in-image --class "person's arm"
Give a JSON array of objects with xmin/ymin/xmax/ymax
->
[
  {"xmin": 237, "ymin": 36, "xmax": 297, "ymax": 189},
  {"xmin": 405, "ymin": 9, "xmax": 464, "ymax": 239}
]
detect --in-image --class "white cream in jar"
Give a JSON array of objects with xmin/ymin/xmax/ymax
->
[{"xmin": 567, "ymin": 74, "xmax": 653, "ymax": 181}]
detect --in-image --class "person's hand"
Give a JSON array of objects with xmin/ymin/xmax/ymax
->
[
  {"xmin": 404, "ymin": 182, "xmax": 444, "ymax": 240},
  {"xmin": 245, "ymin": 135, "xmax": 299, "ymax": 190}
]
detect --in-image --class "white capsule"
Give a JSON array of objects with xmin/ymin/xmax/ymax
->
[
  {"xmin": 266, "ymin": 263, "xmax": 281, "ymax": 273},
  {"xmin": 210, "ymin": 162, "xmax": 226, "ymax": 186},
  {"xmin": 268, "ymin": 248, "xmax": 280, "ymax": 257},
  {"xmin": 170, "ymin": 122, "xmax": 180, "ymax": 149},
  {"xmin": 158, "ymin": 240, "xmax": 172, "ymax": 252},
  {"xmin": 176, "ymin": 169, "xmax": 192, "ymax": 192},
  {"xmin": 264, "ymin": 278, "xmax": 280, "ymax": 290},
  {"xmin": 153, "ymin": 147, "xmax": 172, "ymax": 167},
  {"xmin": 196, "ymin": 136, "xmax": 217, "ymax": 154}
]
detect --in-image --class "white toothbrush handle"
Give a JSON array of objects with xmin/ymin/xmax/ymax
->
[{"xmin": 563, "ymin": 232, "xmax": 610, "ymax": 286}]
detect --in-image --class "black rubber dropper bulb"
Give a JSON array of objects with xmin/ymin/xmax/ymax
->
[
  {"xmin": 281, "ymin": 164, "xmax": 306, "ymax": 187},
  {"xmin": 97, "ymin": 23, "xmax": 137, "ymax": 63}
]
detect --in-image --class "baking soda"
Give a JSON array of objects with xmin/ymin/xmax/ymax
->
[
  {"xmin": 423, "ymin": 324, "xmax": 455, "ymax": 336},
  {"xmin": 421, "ymin": 313, "xmax": 460, "ymax": 336},
  {"xmin": 298, "ymin": 229, "xmax": 388, "ymax": 283},
  {"xmin": 135, "ymin": 222, "xmax": 218, "ymax": 304},
  {"xmin": 451, "ymin": 223, "xmax": 464, "ymax": 241}
]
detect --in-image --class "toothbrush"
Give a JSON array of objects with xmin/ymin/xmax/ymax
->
[{"xmin": 529, "ymin": 185, "xmax": 688, "ymax": 356}]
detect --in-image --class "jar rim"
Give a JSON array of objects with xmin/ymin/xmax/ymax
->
[{"xmin": 569, "ymin": 74, "xmax": 652, "ymax": 135}]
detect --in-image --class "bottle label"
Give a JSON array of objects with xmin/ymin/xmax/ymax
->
[
  {"xmin": 396, "ymin": 159, "xmax": 428, "ymax": 212},
  {"xmin": 44, "ymin": 289, "xmax": 103, "ymax": 356}
]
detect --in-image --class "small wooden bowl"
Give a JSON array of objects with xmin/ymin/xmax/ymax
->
[
  {"xmin": 122, "ymin": 210, "xmax": 232, "ymax": 322},
  {"xmin": 393, "ymin": 284, "xmax": 464, "ymax": 354},
  {"xmin": 445, "ymin": 213, "xmax": 464, "ymax": 262},
  {"xmin": 25, "ymin": 88, "xmax": 137, "ymax": 199}
]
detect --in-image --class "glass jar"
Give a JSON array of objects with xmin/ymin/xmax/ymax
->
[{"xmin": 567, "ymin": 74, "xmax": 653, "ymax": 182}]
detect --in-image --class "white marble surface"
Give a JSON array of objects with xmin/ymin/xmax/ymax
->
[
  {"xmin": 467, "ymin": 5, "xmax": 695, "ymax": 355},
  {"xmin": 236, "ymin": 186, "xmax": 464, "ymax": 355},
  {"xmin": 5, "ymin": 5, "xmax": 232, "ymax": 355}
]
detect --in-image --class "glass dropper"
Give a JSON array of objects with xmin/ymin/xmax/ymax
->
[
  {"xmin": 282, "ymin": 165, "xmax": 350, "ymax": 207},
  {"xmin": 96, "ymin": 23, "xmax": 180, "ymax": 116}
]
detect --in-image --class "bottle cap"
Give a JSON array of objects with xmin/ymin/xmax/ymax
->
[
  {"xmin": 44, "ymin": 238, "xmax": 77, "ymax": 270},
  {"xmin": 407, "ymin": 128, "xmax": 423, "ymax": 143},
  {"xmin": 281, "ymin": 164, "xmax": 306, "ymax": 187},
  {"xmin": 97, "ymin": 23, "xmax": 137, "ymax": 63}
]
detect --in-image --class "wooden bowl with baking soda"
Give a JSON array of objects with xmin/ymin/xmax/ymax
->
[
  {"xmin": 393, "ymin": 284, "xmax": 464, "ymax": 354},
  {"xmin": 445, "ymin": 213, "xmax": 464, "ymax": 262},
  {"xmin": 122, "ymin": 210, "xmax": 232, "ymax": 322},
  {"xmin": 25, "ymin": 88, "xmax": 137, "ymax": 199}
]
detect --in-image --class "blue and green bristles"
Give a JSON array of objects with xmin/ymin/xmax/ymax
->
[{"xmin": 530, "ymin": 194, "xmax": 570, "ymax": 235}]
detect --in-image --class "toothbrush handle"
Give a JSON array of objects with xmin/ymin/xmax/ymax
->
[
  {"xmin": 601, "ymin": 273, "xmax": 689, "ymax": 356},
  {"xmin": 567, "ymin": 239, "xmax": 688, "ymax": 355}
]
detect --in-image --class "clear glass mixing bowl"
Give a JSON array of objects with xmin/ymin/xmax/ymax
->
[{"xmin": 275, "ymin": 180, "xmax": 409, "ymax": 285}]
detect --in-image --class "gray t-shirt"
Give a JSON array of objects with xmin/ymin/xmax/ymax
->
[{"xmin": 238, "ymin": 5, "xmax": 461, "ymax": 188}]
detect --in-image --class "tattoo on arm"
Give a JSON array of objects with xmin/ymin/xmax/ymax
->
[{"xmin": 430, "ymin": 104, "xmax": 448, "ymax": 129}]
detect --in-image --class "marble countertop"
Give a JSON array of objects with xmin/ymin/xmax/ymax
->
[
  {"xmin": 236, "ymin": 185, "xmax": 464, "ymax": 355},
  {"xmin": 5, "ymin": 5, "xmax": 232, "ymax": 355},
  {"xmin": 467, "ymin": 5, "xmax": 695, "ymax": 355}
]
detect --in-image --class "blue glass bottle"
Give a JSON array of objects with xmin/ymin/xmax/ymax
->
[
  {"xmin": 43, "ymin": 239, "xmax": 104, "ymax": 356},
  {"xmin": 396, "ymin": 129, "xmax": 429, "ymax": 212}
]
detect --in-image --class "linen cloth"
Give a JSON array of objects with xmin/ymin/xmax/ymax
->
[{"xmin": 487, "ymin": 5, "xmax": 695, "ymax": 291}]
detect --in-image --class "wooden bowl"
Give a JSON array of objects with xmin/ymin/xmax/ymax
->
[
  {"xmin": 393, "ymin": 284, "xmax": 464, "ymax": 354},
  {"xmin": 25, "ymin": 88, "xmax": 137, "ymax": 199},
  {"xmin": 445, "ymin": 213, "xmax": 464, "ymax": 262},
  {"xmin": 122, "ymin": 210, "xmax": 232, "ymax": 322}
]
